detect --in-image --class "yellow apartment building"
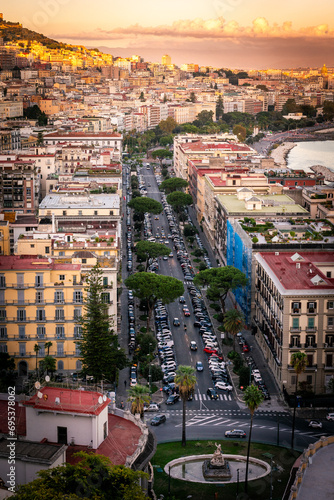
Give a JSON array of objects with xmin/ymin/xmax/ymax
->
[
  {"xmin": 0, "ymin": 221, "xmax": 10, "ymax": 255},
  {"xmin": 0, "ymin": 255, "xmax": 86, "ymax": 376}
]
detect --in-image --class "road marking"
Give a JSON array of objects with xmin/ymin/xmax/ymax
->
[
  {"xmin": 225, "ymin": 421, "xmax": 239, "ymax": 427},
  {"xmin": 213, "ymin": 419, "xmax": 231, "ymax": 426}
]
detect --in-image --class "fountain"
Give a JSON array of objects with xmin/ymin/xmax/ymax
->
[
  {"xmin": 202, "ymin": 443, "xmax": 232, "ymax": 481},
  {"xmin": 165, "ymin": 444, "xmax": 271, "ymax": 484}
]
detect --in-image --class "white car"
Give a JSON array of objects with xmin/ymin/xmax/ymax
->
[
  {"xmin": 326, "ymin": 413, "xmax": 334, "ymax": 421},
  {"xmin": 215, "ymin": 381, "xmax": 233, "ymax": 391},
  {"xmin": 144, "ymin": 403, "xmax": 160, "ymax": 412},
  {"xmin": 308, "ymin": 420, "xmax": 322, "ymax": 429}
]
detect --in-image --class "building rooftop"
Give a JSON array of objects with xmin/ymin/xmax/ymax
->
[
  {"xmin": 0, "ymin": 438, "xmax": 65, "ymax": 464},
  {"xmin": 257, "ymin": 251, "xmax": 334, "ymax": 292},
  {"xmin": 217, "ymin": 194, "xmax": 308, "ymax": 215},
  {"xmin": 23, "ymin": 387, "xmax": 110, "ymax": 416},
  {"xmin": 0, "ymin": 255, "xmax": 81, "ymax": 271},
  {"xmin": 39, "ymin": 193, "xmax": 120, "ymax": 209}
]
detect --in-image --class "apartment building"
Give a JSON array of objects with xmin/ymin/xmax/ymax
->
[
  {"xmin": 43, "ymin": 132, "xmax": 122, "ymax": 158},
  {"xmin": 254, "ymin": 251, "xmax": 334, "ymax": 395},
  {"xmin": 0, "ymin": 100, "xmax": 23, "ymax": 119},
  {"xmin": 0, "ymin": 159, "xmax": 40, "ymax": 214},
  {"xmin": 0, "ymin": 255, "xmax": 85, "ymax": 376}
]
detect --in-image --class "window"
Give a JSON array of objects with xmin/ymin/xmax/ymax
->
[
  {"xmin": 17, "ymin": 290, "xmax": 24, "ymax": 305},
  {"xmin": 19, "ymin": 344, "xmax": 26, "ymax": 356},
  {"xmin": 0, "ymin": 290, "xmax": 4, "ymax": 305},
  {"xmin": 59, "ymin": 252, "xmax": 65, "ymax": 257},
  {"xmin": 306, "ymin": 375, "xmax": 312, "ymax": 385},
  {"xmin": 59, "ymin": 275, "xmax": 65, "ymax": 281},
  {"xmin": 35, "ymin": 274, "xmax": 43, "ymax": 287},
  {"xmin": 305, "ymin": 335, "xmax": 316, "ymax": 347},
  {"xmin": 74, "ymin": 326, "xmax": 82, "ymax": 339},
  {"xmin": 35, "ymin": 291, "xmax": 43, "ymax": 303},
  {"xmin": 78, "ymin": 210, "xmax": 82, "ymax": 216},
  {"xmin": 17, "ymin": 309, "xmax": 26, "ymax": 322},
  {"xmin": 36, "ymin": 309, "xmax": 45, "ymax": 321},
  {"xmin": 74, "ymin": 308, "xmax": 81, "ymax": 320},
  {"xmin": 38, "ymin": 344, "xmax": 45, "ymax": 356},
  {"xmin": 292, "ymin": 317, "xmax": 299, "ymax": 329},
  {"xmin": 73, "ymin": 291, "xmax": 83, "ymax": 303},
  {"xmin": 0, "ymin": 275, "xmax": 6, "ymax": 288},
  {"xmin": 101, "ymin": 292, "xmax": 110, "ymax": 304},
  {"xmin": 94, "ymin": 210, "xmax": 98, "ymax": 216},
  {"xmin": 0, "ymin": 344, "xmax": 7, "ymax": 353},
  {"xmin": 307, "ymin": 317, "xmax": 315, "ymax": 328},
  {"xmin": 307, "ymin": 302, "xmax": 316, "ymax": 313},
  {"xmin": 328, "ymin": 317, "xmax": 334, "ymax": 330},
  {"xmin": 0, "ymin": 309, "xmax": 6, "ymax": 320},
  {"xmin": 55, "ymin": 309, "xmax": 64, "ymax": 321},
  {"xmin": 62, "ymin": 211, "xmax": 67, "ymax": 216},
  {"xmin": 73, "ymin": 275, "xmax": 77, "ymax": 285},
  {"xmin": 325, "ymin": 335, "xmax": 334, "ymax": 347},
  {"xmin": 54, "ymin": 291, "xmax": 64, "ymax": 304},
  {"xmin": 75, "ymin": 345, "xmax": 81, "ymax": 356},
  {"xmin": 37, "ymin": 326, "xmax": 45, "ymax": 338},
  {"xmin": 290, "ymin": 336, "xmax": 300, "ymax": 348},
  {"xmin": 0, "ymin": 327, "xmax": 7, "ymax": 339},
  {"xmin": 58, "ymin": 360, "xmax": 64, "ymax": 370},
  {"xmin": 109, "ymin": 210, "xmax": 113, "ymax": 216},
  {"xmin": 307, "ymin": 354, "xmax": 313, "ymax": 366},
  {"xmin": 45, "ymin": 246, "xmax": 50, "ymax": 254},
  {"xmin": 19, "ymin": 326, "xmax": 25, "ymax": 339},
  {"xmin": 327, "ymin": 271, "xmax": 332, "ymax": 278},
  {"xmin": 57, "ymin": 343, "xmax": 64, "ymax": 356},
  {"xmin": 292, "ymin": 302, "xmax": 301, "ymax": 314},
  {"xmin": 17, "ymin": 274, "xmax": 24, "ymax": 288},
  {"xmin": 326, "ymin": 354, "xmax": 333, "ymax": 367},
  {"xmin": 103, "ymin": 277, "xmax": 108, "ymax": 287},
  {"xmin": 328, "ymin": 301, "xmax": 334, "ymax": 310},
  {"xmin": 82, "ymin": 258, "xmax": 87, "ymax": 264},
  {"xmin": 56, "ymin": 326, "xmax": 65, "ymax": 339},
  {"xmin": 30, "ymin": 244, "xmax": 35, "ymax": 248}
]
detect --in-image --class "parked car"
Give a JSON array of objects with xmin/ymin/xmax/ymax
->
[
  {"xmin": 166, "ymin": 394, "xmax": 180, "ymax": 405},
  {"xmin": 215, "ymin": 381, "xmax": 233, "ymax": 392},
  {"xmin": 225, "ymin": 429, "xmax": 246, "ymax": 438},
  {"xmin": 207, "ymin": 388, "xmax": 218, "ymax": 400},
  {"xmin": 150, "ymin": 414, "xmax": 166, "ymax": 426},
  {"xmin": 308, "ymin": 420, "xmax": 322, "ymax": 429},
  {"xmin": 327, "ymin": 413, "xmax": 334, "ymax": 421}
]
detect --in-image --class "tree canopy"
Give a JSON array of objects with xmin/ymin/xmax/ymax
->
[
  {"xmin": 151, "ymin": 149, "xmax": 173, "ymax": 166},
  {"xmin": 158, "ymin": 117, "xmax": 177, "ymax": 134},
  {"xmin": 135, "ymin": 240, "xmax": 170, "ymax": 270},
  {"xmin": 128, "ymin": 197, "xmax": 163, "ymax": 216},
  {"xmin": 166, "ymin": 191, "xmax": 193, "ymax": 212},
  {"xmin": 124, "ymin": 272, "xmax": 184, "ymax": 331},
  {"xmin": 194, "ymin": 266, "xmax": 248, "ymax": 312},
  {"xmin": 159, "ymin": 177, "xmax": 188, "ymax": 194},
  {"xmin": 233, "ymin": 124, "xmax": 247, "ymax": 142},
  {"xmin": 13, "ymin": 451, "xmax": 148, "ymax": 500},
  {"xmin": 78, "ymin": 264, "xmax": 128, "ymax": 382},
  {"xmin": 175, "ymin": 366, "xmax": 197, "ymax": 447},
  {"xmin": 223, "ymin": 309, "xmax": 245, "ymax": 350}
]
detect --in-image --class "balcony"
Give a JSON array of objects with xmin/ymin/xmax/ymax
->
[
  {"xmin": 290, "ymin": 327, "xmax": 301, "ymax": 333},
  {"xmin": 289, "ymin": 343, "xmax": 301, "ymax": 349},
  {"xmin": 305, "ymin": 327, "xmax": 317, "ymax": 333},
  {"xmin": 304, "ymin": 342, "xmax": 317, "ymax": 349}
]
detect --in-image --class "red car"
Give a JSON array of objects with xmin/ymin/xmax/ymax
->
[
  {"xmin": 242, "ymin": 344, "xmax": 250, "ymax": 353},
  {"xmin": 204, "ymin": 347, "xmax": 219, "ymax": 354},
  {"xmin": 183, "ymin": 308, "xmax": 191, "ymax": 317},
  {"xmin": 210, "ymin": 353, "xmax": 224, "ymax": 361}
]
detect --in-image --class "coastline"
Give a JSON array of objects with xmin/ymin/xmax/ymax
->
[{"xmin": 270, "ymin": 142, "xmax": 296, "ymax": 169}]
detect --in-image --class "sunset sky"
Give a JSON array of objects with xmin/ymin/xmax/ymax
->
[{"xmin": 5, "ymin": 0, "xmax": 334, "ymax": 68}]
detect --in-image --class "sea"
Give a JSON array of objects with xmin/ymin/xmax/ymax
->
[{"xmin": 287, "ymin": 140, "xmax": 334, "ymax": 173}]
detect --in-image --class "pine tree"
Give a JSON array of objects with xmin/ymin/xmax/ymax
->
[{"xmin": 78, "ymin": 264, "xmax": 127, "ymax": 383}]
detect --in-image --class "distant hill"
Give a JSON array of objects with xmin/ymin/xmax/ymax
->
[{"xmin": 0, "ymin": 18, "xmax": 80, "ymax": 51}]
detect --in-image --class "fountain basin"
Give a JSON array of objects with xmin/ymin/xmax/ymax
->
[{"xmin": 165, "ymin": 454, "xmax": 271, "ymax": 484}]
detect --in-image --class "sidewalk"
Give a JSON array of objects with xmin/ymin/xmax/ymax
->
[{"xmin": 296, "ymin": 443, "xmax": 334, "ymax": 500}]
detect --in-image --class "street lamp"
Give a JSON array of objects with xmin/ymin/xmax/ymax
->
[{"xmin": 148, "ymin": 343, "xmax": 152, "ymax": 395}]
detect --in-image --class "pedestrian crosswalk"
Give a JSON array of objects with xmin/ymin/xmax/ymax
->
[{"xmin": 194, "ymin": 393, "xmax": 232, "ymax": 401}]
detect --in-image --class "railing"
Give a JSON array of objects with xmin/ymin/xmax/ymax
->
[
  {"xmin": 304, "ymin": 342, "xmax": 317, "ymax": 348},
  {"xmin": 289, "ymin": 343, "xmax": 301, "ymax": 349},
  {"xmin": 290, "ymin": 327, "xmax": 301, "ymax": 333},
  {"xmin": 305, "ymin": 327, "xmax": 317, "ymax": 333}
]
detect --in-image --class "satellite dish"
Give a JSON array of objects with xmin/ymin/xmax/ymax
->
[
  {"xmin": 103, "ymin": 395, "xmax": 107, "ymax": 402},
  {"xmin": 98, "ymin": 396, "xmax": 103, "ymax": 404},
  {"xmin": 35, "ymin": 381, "xmax": 41, "ymax": 390},
  {"xmin": 48, "ymin": 258, "xmax": 52, "ymax": 263},
  {"xmin": 37, "ymin": 391, "xmax": 43, "ymax": 399},
  {"xmin": 45, "ymin": 375, "xmax": 50, "ymax": 382}
]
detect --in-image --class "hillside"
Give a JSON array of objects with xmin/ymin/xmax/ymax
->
[{"xmin": 0, "ymin": 18, "xmax": 78, "ymax": 51}]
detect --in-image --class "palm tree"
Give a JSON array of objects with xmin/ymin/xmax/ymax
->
[
  {"xmin": 44, "ymin": 341, "xmax": 52, "ymax": 356},
  {"xmin": 175, "ymin": 365, "xmax": 197, "ymax": 447},
  {"xmin": 223, "ymin": 309, "xmax": 244, "ymax": 351},
  {"xmin": 127, "ymin": 384, "xmax": 150, "ymax": 417},
  {"xmin": 34, "ymin": 344, "xmax": 41, "ymax": 374},
  {"xmin": 244, "ymin": 384, "xmax": 264, "ymax": 494},
  {"xmin": 290, "ymin": 352, "xmax": 308, "ymax": 449}
]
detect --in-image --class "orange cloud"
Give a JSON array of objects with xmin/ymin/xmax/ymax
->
[{"xmin": 54, "ymin": 17, "xmax": 334, "ymax": 41}]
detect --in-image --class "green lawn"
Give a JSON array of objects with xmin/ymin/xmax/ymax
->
[{"xmin": 151, "ymin": 440, "xmax": 300, "ymax": 500}]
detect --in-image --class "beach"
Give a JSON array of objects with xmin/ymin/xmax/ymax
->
[{"xmin": 270, "ymin": 142, "xmax": 296, "ymax": 168}]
